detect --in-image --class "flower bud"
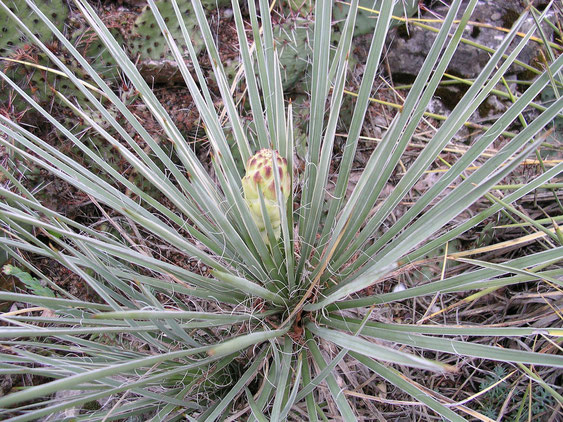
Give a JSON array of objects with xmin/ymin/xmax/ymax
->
[{"xmin": 242, "ymin": 149, "xmax": 290, "ymax": 243}]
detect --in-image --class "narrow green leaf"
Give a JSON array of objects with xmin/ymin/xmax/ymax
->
[
  {"xmin": 270, "ymin": 338, "xmax": 293, "ymax": 421},
  {"xmin": 203, "ymin": 347, "xmax": 269, "ymax": 421},
  {"xmin": 207, "ymin": 328, "xmax": 288, "ymax": 357},
  {"xmin": 304, "ymin": 263, "xmax": 396, "ymax": 311},
  {"xmin": 454, "ymin": 257, "xmax": 563, "ymax": 287},
  {"xmin": 350, "ymin": 352, "xmax": 467, "ymax": 421},
  {"xmin": 0, "ymin": 292, "xmax": 111, "ymax": 311},
  {"xmin": 212, "ymin": 270, "xmax": 287, "ymax": 306},
  {"xmin": 306, "ymin": 330, "xmax": 358, "ymax": 421},
  {"xmin": 0, "ymin": 345, "xmax": 212, "ymax": 408},
  {"xmin": 331, "ymin": 247, "xmax": 563, "ymax": 310},
  {"xmin": 308, "ymin": 323, "xmax": 453, "ymax": 373},
  {"xmin": 322, "ymin": 315, "xmax": 563, "ymax": 367},
  {"xmin": 245, "ymin": 387, "xmax": 269, "ymax": 422}
]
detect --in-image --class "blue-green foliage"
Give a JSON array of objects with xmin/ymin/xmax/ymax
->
[
  {"xmin": 479, "ymin": 365, "xmax": 555, "ymax": 420},
  {"xmin": 3, "ymin": 264, "xmax": 55, "ymax": 297}
]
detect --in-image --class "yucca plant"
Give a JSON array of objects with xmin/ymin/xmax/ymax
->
[{"xmin": 0, "ymin": 0, "xmax": 562, "ymax": 420}]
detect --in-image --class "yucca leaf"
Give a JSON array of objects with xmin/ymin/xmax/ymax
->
[
  {"xmin": 203, "ymin": 346, "xmax": 269, "ymax": 421},
  {"xmin": 306, "ymin": 329, "xmax": 358, "ymax": 421},
  {"xmin": 321, "ymin": 315, "xmax": 563, "ymax": 367},
  {"xmin": 350, "ymin": 352, "xmax": 467, "ymax": 421},
  {"xmin": 308, "ymin": 323, "xmax": 455, "ymax": 373}
]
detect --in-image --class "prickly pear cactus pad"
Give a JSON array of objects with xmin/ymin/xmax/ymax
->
[
  {"xmin": 0, "ymin": 1, "xmax": 99, "ymax": 114},
  {"xmin": 287, "ymin": 0, "xmax": 314, "ymax": 17},
  {"xmin": 127, "ymin": 0, "xmax": 232, "ymax": 83},
  {"xmin": 129, "ymin": 0, "xmax": 202, "ymax": 62},
  {"xmin": 274, "ymin": 16, "xmax": 313, "ymax": 91},
  {"xmin": 0, "ymin": 0, "xmax": 68, "ymax": 56},
  {"xmin": 242, "ymin": 149, "xmax": 291, "ymax": 243},
  {"xmin": 68, "ymin": 23, "xmax": 124, "ymax": 81},
  {"xmin": 333, "ymin": 0, "xmax": 418, "ymax": 36},
  {"xmin": 0, "ymin": 0, "xmax": 68, "ymax": 108}
]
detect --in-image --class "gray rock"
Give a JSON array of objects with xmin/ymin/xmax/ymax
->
[{"xmin": 385, "ymin": 0, "xmax": 555, "ymax": 80}]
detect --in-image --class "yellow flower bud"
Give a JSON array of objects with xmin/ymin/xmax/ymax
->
[{"xmin": 242, "ymin": 149, "xmax": 290, "ymax": 243}]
